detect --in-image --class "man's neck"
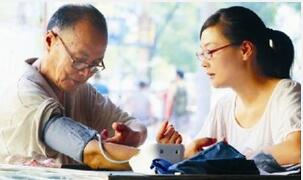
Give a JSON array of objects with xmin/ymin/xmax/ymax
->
[{"xmin": 33, "ymin": 58, "xmax": 65, "ymax": 104}]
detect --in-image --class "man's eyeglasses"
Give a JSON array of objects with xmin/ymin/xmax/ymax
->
[
  {"xmin": 196, "ymin": 43, "xmax": 237, "ymax": 61},
  {"xmin": 50, "ymin": 30, "xmax": 105, "ymax": 74}
]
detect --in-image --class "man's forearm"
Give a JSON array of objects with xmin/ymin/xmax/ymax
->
[{"xmin": 83, "ymin": 140, "xmax": 138, "ymax": 170}]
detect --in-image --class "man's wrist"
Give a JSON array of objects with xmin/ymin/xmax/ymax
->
[
  {"xmin": 131, "ymin": 130, "xmax": 146, "ymax": 147},
  {"xmin": 83, "ymin": 140, "xmax": 105, "ymax": 169},
  {"xmin": 83, "ymin": 139, "xmax": 132, "ymax": 170},
  {"xmin": 125, "ymin": 120, "xmax": 147, "ymax": 146}
]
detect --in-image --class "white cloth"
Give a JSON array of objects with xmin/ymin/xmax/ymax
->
[
  {"xmin": 0, "ymin": 58, "xmax": 136, "ymax": 164},
  {"xmin": 197, "ymin": 79, "xmax": 301, "ymax": 157}
]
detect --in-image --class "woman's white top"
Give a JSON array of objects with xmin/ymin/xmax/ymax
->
[{"xmin": 196, "ymin": 79, "xmax": 301, "ymax": 157}]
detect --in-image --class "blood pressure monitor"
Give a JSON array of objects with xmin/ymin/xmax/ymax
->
[{"xmin": 129, "ymin": 143, "xmax": 184, "ymax": 174}]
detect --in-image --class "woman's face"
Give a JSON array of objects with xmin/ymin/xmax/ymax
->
[{"xmin": 199, "ymin": 25, "xmax": 244, "ymax": 88}]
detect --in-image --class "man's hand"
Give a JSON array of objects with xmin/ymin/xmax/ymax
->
[
  {"xmin": 101, "ymin": 122, "xmax": 141, "ymax": 147},
  {"xmin": 156, "ymin": 121, "xmax": 182, "ymax": 144},
  {"xmin": 184, "ymin": 137, "xmax": 217, "ymax": 158}
]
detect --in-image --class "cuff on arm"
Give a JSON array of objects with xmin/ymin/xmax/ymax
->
[{"xmin": 43, "ymin": 116, "xmax": 98, "ymax": 163}]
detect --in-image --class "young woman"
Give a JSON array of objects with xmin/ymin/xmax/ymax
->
[{"xmin": 157, "ymin": 6, "xmax": 300, "ymax": 166}]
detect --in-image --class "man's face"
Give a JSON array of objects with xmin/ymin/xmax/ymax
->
[{"xmin": 45, "ymin": 20, "xmax": 107, "ymax": 92}]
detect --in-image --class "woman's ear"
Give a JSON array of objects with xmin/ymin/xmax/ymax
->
[{"xmin": 240, "ymin": 40, "xmax": 254, "ymax": 61}]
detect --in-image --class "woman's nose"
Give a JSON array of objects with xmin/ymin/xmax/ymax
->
[{"xmin": 202, "ymin": 59, "xmax": 209, "ymax": 68}]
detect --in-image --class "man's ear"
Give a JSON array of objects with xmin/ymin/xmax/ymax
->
[
  {"xmin": 44, "ymin": 31, "xmax": 56, "ymax": 52},
  {"xmin": 240, "ymin": 40, "xmax": 254, "ymax": 61}
]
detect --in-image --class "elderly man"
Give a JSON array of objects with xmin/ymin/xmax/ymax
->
[{"xmin": 0, "ymin": 4, "xmax": 147, "ymax": 169}]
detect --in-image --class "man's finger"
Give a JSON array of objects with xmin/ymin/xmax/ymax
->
[
  {"xmin": 112, "ymin": 122, "xmax": 130, "ymax": 132},
  {"xmin": 104, "ymin": 135, "xmax": 121, "ymax": 143},
  {"xmin": 112, "ymin": 122, "xmax": 122, "ymax": 131},
  {"xmin": 100, "ymin": 129, "xmax": 108, "ymax": 140}
]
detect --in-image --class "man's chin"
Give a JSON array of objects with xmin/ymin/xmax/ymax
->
[{"xmin": 62, "ymin": 84, "xmax": 79, "ymax": 92}]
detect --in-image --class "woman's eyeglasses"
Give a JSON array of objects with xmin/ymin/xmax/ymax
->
[{"xmin": 196, "ymin": 43, "xmax": 237, "ymax": 61}]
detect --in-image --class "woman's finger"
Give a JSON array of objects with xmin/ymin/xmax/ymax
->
[
  {"xmin": 175, "ymin": 135, "xmax": 182, "ymax": 144},
  {"xmin": 168, "ymin": 131, "xmax": 179, "ymax": 144},
  {"xmin": 156, "ymin": 120, "xmax": 169, "ymax": 142},
  {"xmin": 163, "ymin": 125, "xmax": 175, "ymax": 140}
]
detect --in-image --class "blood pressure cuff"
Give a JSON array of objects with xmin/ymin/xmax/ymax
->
[
  {"xmin": 42, "ymin": 115, "xmax": 98, "ymax": 163},
  {"xmin": 151, "ymin": 141, "xmax": 259, "ymax": 175}
]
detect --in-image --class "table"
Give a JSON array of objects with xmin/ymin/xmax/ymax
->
[
  {"xmin": 109, "ymin": 174, "xmax": 300, "ymax": 180},
  {"xmin": 0, "ymin": 164, "xmax": 300, "ymax": 180}
]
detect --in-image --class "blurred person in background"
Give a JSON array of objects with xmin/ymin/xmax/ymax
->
[
  {"xmin": 164, "ymin": 69, "xmax": 189, "ymax": 134},
  {"xmin": 124, "ymin": 81, "xmax": 155, "ymax": 126}
]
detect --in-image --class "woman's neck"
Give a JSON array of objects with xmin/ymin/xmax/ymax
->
[{"xmin": 233, "ymin": 75, "xmax": 280, "ymax": 108}]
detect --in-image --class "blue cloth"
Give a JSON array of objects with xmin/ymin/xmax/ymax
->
[
  {"xmin": 253, "ymin": 152, "xmax": 301, "ymax": 174},
  {"xmin": 151, "ymin": 141, "xmax": 259, "ymax": 175}
]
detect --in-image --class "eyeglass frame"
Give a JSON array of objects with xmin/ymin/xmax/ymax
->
[
  {"xmin": 196, "ymin": 43, "xmax": 239, "ymax": 61},
  {"xmin": 50, "ymin": 30, "xmax": 105, "ymax": 73}
]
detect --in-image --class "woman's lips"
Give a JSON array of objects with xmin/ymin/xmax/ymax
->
[{"xmin": 207, "ymin": 73, "xmax": 215, "ymax": 79}]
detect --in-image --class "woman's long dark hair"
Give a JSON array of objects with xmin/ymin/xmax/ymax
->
[{"xmin": 200, "ymin": 6, "xmax": 294, "ymax": 79}]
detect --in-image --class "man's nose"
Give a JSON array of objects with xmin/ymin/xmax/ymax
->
[{"xmin": 78, "ymin": 67, "xmax": 92, "ymax": 77}]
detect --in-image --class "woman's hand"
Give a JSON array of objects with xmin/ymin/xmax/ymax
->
[
  {"xmin": 156, "ymin": 121, "xmax": 182, "ymax": 144},
  {"xmin": 184, "ymin": 137, "xmax": 217, "ymax": 158}
]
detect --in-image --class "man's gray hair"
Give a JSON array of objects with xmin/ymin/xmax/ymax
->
[{"xmin": 47, "ymin": 4, "xmax": 107, "ymax": 37}]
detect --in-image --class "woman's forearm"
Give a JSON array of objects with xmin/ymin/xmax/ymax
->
[{"xmin": 264, "ymin": 131, "xmax": 301, "ymax": 165}]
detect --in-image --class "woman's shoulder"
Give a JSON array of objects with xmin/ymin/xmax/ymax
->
[
  {"xmin": 269, "ymin": 79, "xmax": 301, "ymax": 113},
  {"xmin": 274, "ymin": 79, "xmax": 301, "ymax": 98},
  {"xmin": 278, "ymin": 79, "xmax": 300, "ymax": 88}
]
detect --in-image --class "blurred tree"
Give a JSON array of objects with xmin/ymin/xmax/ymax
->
[
  {"xmin": 97, "ymin": 2, "xmax": 301, "ymax": 84},
  {"xmin": 147, "ymin": 3, "xmax": 201, "ymax": 72}
]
